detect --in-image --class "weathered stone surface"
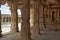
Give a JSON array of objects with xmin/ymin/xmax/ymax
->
[
  {"xmin": 20, "ymin": 0, "xmax": 31, "ymax": 40},
  {"xmin": 10, "ymin": 2, "xmax": 19, "ymax": 33},
  {"xmin": 1, "ymin": 0, "xmax": 60, "ymax": 40},
  {"xmin": 0, "ymin": 1, "xmax": 2, "ymax": 37},
  {"xmin": 31, "ymin": 0, "xmax": 40, "ymax": 38}
]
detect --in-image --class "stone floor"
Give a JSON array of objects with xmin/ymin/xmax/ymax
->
[
  {"xmin": 0, "ymin": 31, "xmax": 60, "ymax": 40},
  {"xmin": 33, "ymin": 31, "xmax": 60, "ymax": 40},
  {"xmin": 2, "ymin": 23, "xmax": 21, "ymax": 34},
  {"xmin": 0, "ymin": 32, "xmax": 20, "ymax": 40}
]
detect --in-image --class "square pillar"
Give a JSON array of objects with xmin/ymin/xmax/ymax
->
[
  {"xmin": 31, "ymin": 0, "xmax": 40, "ymax": 38},
  {"xmin": 39, "ymin": 3, "xmax": 45, "ymax": 31},
  {"xmin": 20, "ymin": 0, "xmax": 31, "ymax": 40},
  {"xmin": 10, "ymin": 2, "xmax": 19, "ymax": 33}
]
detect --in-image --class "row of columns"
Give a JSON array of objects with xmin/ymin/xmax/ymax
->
[
  {"xmin": 20, "ymin": 0, "xmax": 48, "ymax": 39},
  {"xmin": 1, "ymin": 0, "xmax": 60, "ymax": 40},
  {"xmin": 0, "ymin": 0, "xmax": 41, "ymax": 40},
  {"xmin": 1, "ymin": 16, "xmax": 11, "ymax": 23},
  {"xmin": 1, "ymin": 16, "xmax": 21, "ymax": 23},
  {"xmin": 0, "ymin": 0, "xmax": 44, "ymax": 40},
  {"xmin": 20, "ymin": 0, "xmax": 44, "ymax": 40}
]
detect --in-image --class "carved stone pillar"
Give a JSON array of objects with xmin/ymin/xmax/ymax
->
[
  {"xmin": 20, "ymin": 0, "xmax": 31, "ymax": 40},
  {"xmin": 10, "ymin": 2, "xmax": 19, "ymax": 33},
  {"xmin": 39, "ymin": 3, "xmax": 45, "ymax": 31},
  {"xmin": 0, "ymin": 1, "xmax": 2, "ymax": 37},
  {"xmin": 32, "ymin": 0, "xmax": 40, "ymax": 38}
]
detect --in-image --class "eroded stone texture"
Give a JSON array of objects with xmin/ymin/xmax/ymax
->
[
  {"xmin": 10, "ymin": 1, "xmax": 19, "ymax": 33},
  {"xmin": 39, "ymin": 1, "xmax": 45, "ymax": 31},
  {"xmin": 20, "ymin": 0, "xmax": 31, "ymax": 40},
  {"xmin": 31, "ymin": 0, "xmax": 40, "ymax": 38},
  {"xmin": 38, "ymin": 0, "xmax": 60, "ymax": 31}
]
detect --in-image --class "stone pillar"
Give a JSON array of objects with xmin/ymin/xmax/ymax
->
[
  {"xmin": 57, "ymin": 1, "xmax": 60, "ymax": 23},
  {"xmin": 2, "ymin": 16, "xmax": 3, "ymax": 23},
  {"xmin": 10, "ymin": 2, "xmax": 19, "ymax": 33},
  {"xmin": 58, "ymin": 8, "xmax": 59, "ymax": 23},
  {"xmin": 32, "ymin": 0, "xmax": 40, "ymax": 38},
  {"xmin": 5, "ymin": 16, "xmax": 6, "ymax": 23},
  {"xmin": 39, "ymin": 3, "xmax": 45, "ymax": 31},
  {"xmin": 21, "ymin": 0, "xmax": 31, "ymax": 40},
  {"xmin": 0, "ymin": 1, "xmax": 2, "ymax": 37},
  {"xmin": 59, "ymin": 6, "xmax": 60, "ymax": 23}
]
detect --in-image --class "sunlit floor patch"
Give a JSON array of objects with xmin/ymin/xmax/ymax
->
[{"xmin": 1, "ymin": 23, "xmax": 21, "ymax": 34}]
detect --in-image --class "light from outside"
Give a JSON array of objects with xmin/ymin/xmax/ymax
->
[{"xmin": 1, "ymin": 3, "xmax": 21, "ymax": 34}]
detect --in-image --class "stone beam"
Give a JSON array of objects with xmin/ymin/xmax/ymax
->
[{"xmin": 20, "ymin": 0, "xmax": 31, "ymax": 40}]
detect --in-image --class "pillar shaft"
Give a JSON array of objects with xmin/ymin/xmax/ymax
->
[
  {"xmin": 58, "ymin": 1, "xmax": 60, "ymax": 23},
  {"xmin": 32, "ymin": 0, "xmax": 40, "ymax": 37},
  {"xmin": 0, "ymin": 1, "xmax": 2, "ymax": 37},
  {"xmin": 21, "ymin": 0, "xmax": 31, "ymax": 40},
  {"xmin": 39, "ymin": 3, "xmax": 44, "ymax": 31},
  {"xmin": 10, "ymin": 2, "xmax": 19, "ymax": 33},
  {"xmin": 59, "ymin": 4, "xmax": 60, "ymax": 24},
  {"xmin": 58, "ymin": 7, "xmax": 60, "ymax": 23}
]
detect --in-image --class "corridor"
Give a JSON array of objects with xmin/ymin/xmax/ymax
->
[{"xmin": 1, "ymin": 0, "xmax": 60, "ymax": 40}]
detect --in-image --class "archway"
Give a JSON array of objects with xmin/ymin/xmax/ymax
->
[{"xmin": 1, "ymin": 2, "xmax": 11, "ymax": 34}]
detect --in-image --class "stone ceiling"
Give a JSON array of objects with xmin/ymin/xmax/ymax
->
[{"xmin": 1, "ymin": 0, "xmax": 60, "ymax": 8}]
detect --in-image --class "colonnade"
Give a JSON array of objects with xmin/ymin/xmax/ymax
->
[
  {"xmin": 1, "ymin": 15, "xmax": 21, "ymax": 23},
  {"xmin": 0, "ymin": 0, "xmax": 60, "ymax": 40},
  {"xmin": 0, "ymin": 0, "xmax": 45, "ymax": 39},
  {"xmin": 1, "ymin": 15, "xmax": 11, "ymax": 23}
]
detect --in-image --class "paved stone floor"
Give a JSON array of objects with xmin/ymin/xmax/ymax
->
[
  {"xmin": 33, "ymin": 31, "xmax": 60, "ymax": 40},
  {"xmin": 0, "ymin": 32, "xmax": 20, "ymax": 40},
  {"xmin": 2, "ymin": 23, "xmax": 21, "ymax": 34},
  {"xmin": 0, "ymin": 31, "xmax": 60, "ymax": 40}
]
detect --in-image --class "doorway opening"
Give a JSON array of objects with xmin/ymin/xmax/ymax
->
[{"xmin": 1, "ymin": 3, "xmax": 11, "ymax": 34}]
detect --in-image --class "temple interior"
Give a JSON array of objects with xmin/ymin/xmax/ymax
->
[{"xmin": 0, "ymin": 0, "xmax": 60, "ymax": 40}]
